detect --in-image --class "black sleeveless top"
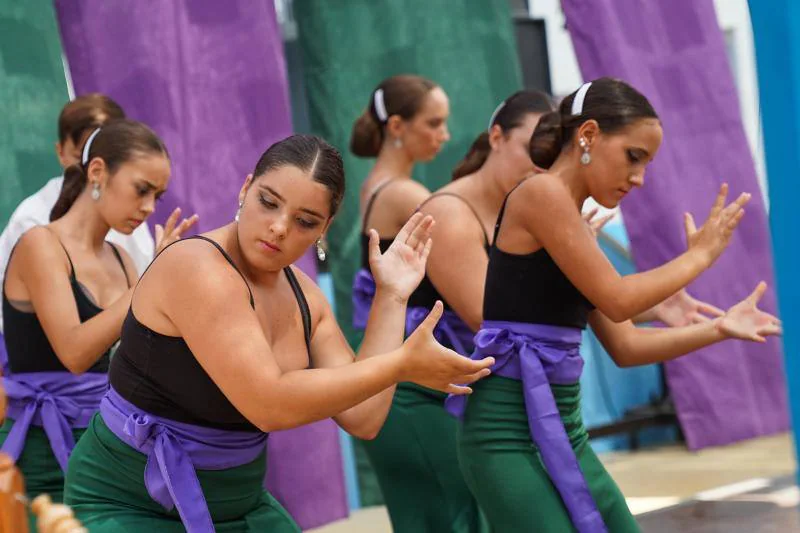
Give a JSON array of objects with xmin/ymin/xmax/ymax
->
[
  {"xmin": 109, "ymin": 236, "xmax": 312, "ymax": 432},
  {"xmin": 2, "ymin": 231, "xmax": 130, "ymax": 374},
  {"xmin": 360, "ymin": 185, "xmax": 489, "ymax": 311},
  {"xmin": 483, "ymin": 186, "xmax": 595, "ymax": 329}
]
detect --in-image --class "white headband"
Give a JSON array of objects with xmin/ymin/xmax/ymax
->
[
  {"xmin": 571, "ymin": 82, "xmax": 592, "ymax": 116},
  {"xmin": 373, "ymin": 89, "xmax": 388, "ymax": 123},
  {"xmin": 487, "ymin": 101, "xmax": 506, "ymax": 133},
  {"xmin": 81, "ymin": 127, "xmax": 102, "ymax": 165}
]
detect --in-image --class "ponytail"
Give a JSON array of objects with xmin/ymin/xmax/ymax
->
[
  {"xmin": 50, "ymin": 119, "xmax": 168, "ymax": 221},
  {"xmin": 453, "ymin": 90, "xmax": 556, "ymax": 180},
  {"xmin": 451, "ymin": 132, "xmax": 491, "ymax": 180},
  {"xmin": 50, "ymin": 164, "xmax": 88, "ymax": 221}
]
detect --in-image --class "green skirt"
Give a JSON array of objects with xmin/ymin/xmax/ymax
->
[
  {"xmin": 0, "ymin": 417, "xmax": 83, "ymax": 531},
  {"xmin": 63, "ymin": 414, "xmax": 300, "ymax": 532},
  {"xmin": 361, "ymin": 382, "xmax": 488, "ymax": 533},
  {"xmin": 458, "ymin": 376, "xmax": 641, "ymax": 532}
]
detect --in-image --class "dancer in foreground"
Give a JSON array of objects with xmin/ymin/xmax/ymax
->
[
  {"xmin": 64, "ymin": 134, "xmax": 493, "ymax": 532},
  {"xmin": 448, "ymin": 78, "xmax": 780, "ymax": 532}
]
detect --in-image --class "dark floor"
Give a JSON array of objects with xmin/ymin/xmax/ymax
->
[
  {"xmin": 639, "ymin": 476, "xmax": 800, "ymax": 532},
  {"xmin": 314, "ymin": 434, "xmax": 798, "ymax": 532}
]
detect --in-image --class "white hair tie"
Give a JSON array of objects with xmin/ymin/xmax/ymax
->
[
  {"xmin": 571, "ymin": 82, "xmax": 592, "ymax": 116},
  {"xmin": 487, "ymin": 101, "xmax": 506, "ymax": 133},
  {"xmin": 81, "ymin": 127, "xmax": 102, "ymax": 165},
  {"xmin": 373, "ymin": 89, "xmax": 388, "ymax": 123}
]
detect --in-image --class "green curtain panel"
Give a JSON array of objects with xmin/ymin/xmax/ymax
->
[
  {"xmin": 294, "ymin": 0, "xmax": 522, "ymax": 505},
  {"xmin": 0, "ymin": 1, "xmax": 69, "ymax": 227}
]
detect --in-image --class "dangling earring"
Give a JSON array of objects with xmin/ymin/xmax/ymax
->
[
  {"xmin": 579, "ymin": 138, "xmax": 591, "ymax": 165},
  {"xmin": 393, "ymin": 137, "xmax": 403, "ymax": 149},
  {"xmin": 315, "ymin": 238, "xmax": 327, "ymax": 262},
  {"xmin": 91, "ymin": 182, "xmax": 101, "ymax": 201},
  {"xmin": 234, "ymin": 200, "xmax": 243, "ymax": 222}
]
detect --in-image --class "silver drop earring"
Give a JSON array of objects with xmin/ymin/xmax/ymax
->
[
  {"xmin": 393, "ymin": 137, "xmax": 403, "ymax": 149},
  {"xmin": 91, "ymin": 182, "xmax": 101, "ymax": 201},
  {"xmin": 579, "ymin": 138, "xmax": 591, "ymax": 165},
  {"xmin": 315, "ymin": 238, "xmax": 327, "ymax": 262},
  {"xmin": 234, "ymin": 200, "xmax": 243, "ymax": 222}
]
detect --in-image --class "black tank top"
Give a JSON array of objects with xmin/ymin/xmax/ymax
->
[
  {"xmin": 109, "ymin": 236, "xmax": 312, "ymax": 432},
  {"xmin": 483, "ymin": 188, "xmax": 595, "ymax": 329},
  {"xmin": 2, "ymin": 231, "xmax": 130, "ymax": 374}
]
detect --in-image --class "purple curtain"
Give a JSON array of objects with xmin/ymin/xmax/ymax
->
[
  {"xmin": 55, "ymin": 1, "xmax": 346, "ymax": 528},
  {"xmin": 562, "ymin": 0, "xmax": 788, "ymax": 449}
]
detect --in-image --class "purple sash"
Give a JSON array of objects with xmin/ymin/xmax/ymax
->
[
  {"xmin": 100, "ymin": 387, "xmax": 268, "ymax": 533},
  {"xmin": 1, "ymin": 371, "xmax": 107, "ymax": 472},
  {"xmin": 352, "ymin": 268, "xmax": 475, "ymax": 355},
  {"xmin": 445, "ymin": 320, "xmax": 607, "ymax": 533},
  {"xmin": 352, "ymin": 268, "xmax": 376, "ymax": 330},
  {"xmin": 404, "ymin": 306, "xmax": 475, "ymax": 356},
  {"xmin": 0, "ymin": 332, "xmax": 7, "ymax": 374}
]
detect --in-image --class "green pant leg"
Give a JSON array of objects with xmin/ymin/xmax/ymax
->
[
  {"xmin": 361, "ymin": 384, "xmax": 488, "ymax": 533},
  {"xmin": 458, "ymin": 376, "xmax": 640, "ymax": 532},
  {"xmin": 64, "ymin": 414, "xmax": 300, "ymax": 532},
  {"xmin": 0, "ymin": 418, "xmax": 85, "ymax": 531}
]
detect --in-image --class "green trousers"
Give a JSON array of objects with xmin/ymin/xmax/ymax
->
[
  {"xmin": 0, "ymin": 418, "xmax": 83, "ymax": 531},
  {"xmin": 458, "ymin": 376, "xmax": 641, "ymax": 532},
  {"xmin": 63, "ymin": 414, "xmax": 300, "ymax": 532},
  {"xmin": 361, "ymin": 383, "xmax": 489, "ymax": 532}
]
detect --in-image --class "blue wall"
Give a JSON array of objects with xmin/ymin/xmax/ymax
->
[{"xmin": 748, "ymin": 0, "xmax": 800, "ymax": 483}]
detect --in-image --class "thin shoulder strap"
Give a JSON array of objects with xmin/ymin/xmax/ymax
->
[
  {"xmin": 284, "ymin": 266, "xmax": 312, "ymax": 364},
  {"xmin": 420, "ymin": 193, "xmax": 490, "ymax": 248},
  {"xmin": 107, "ymin": 243, "xmax": 132, "ymax": 288},
  {"xmin": 362, "ymin": 179, "xmax": 396, "ymax": 230},
  {"xmin": 43, "ymin": 227, "xmax": 76, "ymax": 280},
  {"xmin": 493, "ymin": 177, "xmax": 532, "ymax": 244},
  {"xmin": 188, "ymin": 236, "xmax": 255, "ymax": 309}
]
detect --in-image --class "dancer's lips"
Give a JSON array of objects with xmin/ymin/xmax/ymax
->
[{"xmin": 259, "ymin": 240, "xmax": 281, "ymax": 252}]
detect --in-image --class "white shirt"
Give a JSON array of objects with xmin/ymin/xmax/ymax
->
[{"xmin": 0, "ymin": 176, "xmax": 155, "ymax": 331}]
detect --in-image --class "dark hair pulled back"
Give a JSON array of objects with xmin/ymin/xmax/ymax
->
[
  {"xmin": 253, "ymin": 134, "xmax": 345, "ymax": 217},
  {"xmin": 529, "ymin": 77, "xmax": 658, "ymax": 169},
  {"xmin": 350, "ymin": 75, "xmax": 438, "ymax": 158},
  {"xmin": 51, "ymin": 119, "xmax": 168, "ymax": 221},
  {"xmin": 452, "ymin": 90, "xmax": 554, "ymax": 180}
]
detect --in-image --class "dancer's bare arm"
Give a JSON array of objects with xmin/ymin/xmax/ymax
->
[
  {"xmin": 11, "ymin": 228, "xmax": 133, "ymax": 374},
  {"xmin": 507, "ymin": 178, "xmax": 749, "ymax": 322},
  {"xmin": 589, "ymin": 282, "xmax": 780, "ymax": 367},
  {"xmin": 158, "ymin": 217, "xmax": 493, "ymax": 436}
]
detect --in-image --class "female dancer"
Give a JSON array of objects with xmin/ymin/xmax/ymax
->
[
  {"xmin": 352, "ymin": 76, "xmax": 493, "ymax": 532},
  {"xmin": 449, "ymin": 78, "xmax": 781, "ymax": 532},
  {"xmin": 0, "ymin": 94, "xmax": 151, "ymax": 373},
  {"xmin": 424, "ymin": 90, "xmax": 723, "ymax": 341},
  {"xmin": 351, "ymin": 74, "xmax": 450, "ymax": 281},
  {"xmin": 0, "ymin": 119, "xmax": 196, "ymax": 528},
  {"xmin": 63, "ymin": 134, "xmax": 493, "ymax": 532}
]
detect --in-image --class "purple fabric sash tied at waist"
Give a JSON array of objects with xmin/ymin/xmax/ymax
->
[
  {"xmin": 352, "ymin": 268, "xmax": 376, "ymax": 330},
  {"xmin": 445, "ymin": 320, "xmax": 607, "ymax": 533},
  {"xmin": 1, "ymin": 371, "xmax": 108, "ymax": 472},
  {"xmin": 100, "ymin": 387, "xmax": 268, "ymax": 533},
  {"xmin": 404, "ymin": 306, "xmax": 474, "ymax": 356},
  {"xmin": 352, "ymin": 268, "xmax": 475, "ymax": 356}
]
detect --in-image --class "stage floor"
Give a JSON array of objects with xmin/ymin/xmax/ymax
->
[{"xmin": 311, "ymin": 433, "xmax": 797, "ymax": 532}]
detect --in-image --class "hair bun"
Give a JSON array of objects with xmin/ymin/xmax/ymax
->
[
  {"xmin": 528, "ymin": 110, "xmax": 563, "ymax": 169},
  {"xmin": 349, "ymin": 110, "xmax": 382, "ymax": 157}
]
